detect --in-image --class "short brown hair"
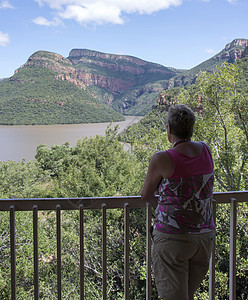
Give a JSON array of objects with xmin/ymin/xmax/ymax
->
[{"xmin": 167, "ymin": 104, "xmax": 195, "ymax": 139}]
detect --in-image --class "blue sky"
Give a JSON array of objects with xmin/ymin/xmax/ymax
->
[{"xmin": 0, "ymin": 0, "xmax": 247, "ymax": 78}]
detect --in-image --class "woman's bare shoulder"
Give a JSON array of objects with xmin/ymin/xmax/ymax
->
[
  {"xmin": 151, "ymin": 151, "xmax": 174, "ymax": 178},
  {"xmin": 152, "ymin": 150, "xmax": 171, "ymax": 161}
]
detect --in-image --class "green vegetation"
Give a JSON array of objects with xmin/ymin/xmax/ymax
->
[
  {"xmin": 0, "ymin": 66, "xmax": 124, "ymax": 125},
  {"xmin": 112, "ymin": 84, "xmax": 164, "ymax": 116},
  {"xmin": 0, "ymin": 127, "xmax": 150, "ymax": 299}
]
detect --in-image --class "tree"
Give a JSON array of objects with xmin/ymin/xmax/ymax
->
[{"xmin": 180, "ymin": 62, "xmax": 248, "ymax": 191}]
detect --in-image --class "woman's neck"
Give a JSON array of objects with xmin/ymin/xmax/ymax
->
[{"xmin": 173, "ymin": 138, "xmax": 190, "ymax": 148}]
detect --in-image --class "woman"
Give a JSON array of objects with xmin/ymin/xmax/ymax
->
[{"xmin": 141, "ymin": 104, "xmax": 215, "ymax": 300}]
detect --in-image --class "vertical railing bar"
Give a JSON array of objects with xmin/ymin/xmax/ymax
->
[
  {"xmin": 10, "ymin": 205, "xmax": 16, "ymax": 300},
  {"xmin": 33, "ymin": 205, "xmax": 39, "ymax": 300},
  {"xmin": 124, "ymin": 203, "xmax": 130, "ymax": 300},
  {"xmin": 79, "ymin": 204, "xmax": 84, "ymax": 300},
  {"xmin": 229, "ymin": 198, "xmax": 237, "ymax": 300},
  {"xmin": 56, "ymin": 205, "xmax": 62, "ymax": 300},
  {"xmin": 102, "ymin": 203, "xmax": 107, "ymax": 300},
  {"xmin": 146, "ymin": 202, "xmax": 152, "ymax": 300},
  {"xmin": 209, "ymin": 200, "xmax": 216, "ymax": 300}
]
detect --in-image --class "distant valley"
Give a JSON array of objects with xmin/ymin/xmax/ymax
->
[{"xmin": 0, "ymin": 38, "xmax": 247, "ymax": 125}]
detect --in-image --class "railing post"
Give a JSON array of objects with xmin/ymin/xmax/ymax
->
[
  {"xmin": 209, "ymin": 200, "xmax": 216, "ymax": 300},
  {"xmin": 229, "ymin": 198, "xmax": 237, "ymax": 300},
  {"xmin": 56, "ymin": 205, "xmax": 62, "ymax": 300},
  {"xmin": 102, "ymin": 203, "xmax": 107, "ymax": 300},
  {"xmin": 10, "ymin": 205, "xmax": 16, "ymax": 300},
  {"xmin": 124, "ymin": 203, "xmax": 130, "ymax": 300},
  {"xmin": 33, "ymin": 205, "xmax": 39, "ymax": 300},
  {"xmin": 79, "ymin": 204, "xmax": 84, "ymax": 300},
  {"xmin": 146, "ymin": 202, "xmax": 152, "ymax": 300}
]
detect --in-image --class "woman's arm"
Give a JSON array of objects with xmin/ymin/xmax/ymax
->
[
  {"xmin": 141, "ymin": 151, "xmax": 174, "ymax": 205},
  {"xmin": 141, "ymin": 153, "xmax": 163, "ymax": 204}
]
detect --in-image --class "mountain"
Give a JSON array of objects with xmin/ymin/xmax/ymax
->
[
  {"xmin": 64, "ymin": 39, "xmax": 248, "ymax": 115},
  {"xmin": 0, "ymin": 38, "xmax": 247, "ymax": 125},
  {"xmin": 0, "ymin": 49, "xmax": 183, "ymax": 124},
  {"xmin": 0, "ymin": 51, "xmax": 124, "ymax": 125},
  {"xmin": 191, "ymin": 39, "xmax": 248, "ymax": 73},
  {"xmin": 164, "ymin": 38, "xmax": 248, "ymax": 90}
]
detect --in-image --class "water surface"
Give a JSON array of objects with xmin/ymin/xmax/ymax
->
[{"xmin": 0, "ymin": 116, "xmax": 142, "ymax": 161}]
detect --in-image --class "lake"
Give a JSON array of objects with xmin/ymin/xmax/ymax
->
[{"xmin": 0, "ymin": 116, "xmax": 142, "ymax": 162}]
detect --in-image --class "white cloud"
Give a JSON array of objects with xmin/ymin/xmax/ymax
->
[
  {"xmin": 0, "ymin": 0, "xmax": 14, "ymax": 9},
  {"xmin": 205, "ymin": 48, "xmax": 216, "ymax": 55},
  {"xmin": 59, "ymin": 3, "xmax": 123, "ymax": 25},
  {"xmin": 32, "ymin": 16, "xmax": 62, "ymax": 26},
  {"xmin": 0, "ymin": 31, "xmax": 10, "ymax": 46},
  {"xmin": 34, "ymin": 0, "xmax": 182, "ymax": 25}
]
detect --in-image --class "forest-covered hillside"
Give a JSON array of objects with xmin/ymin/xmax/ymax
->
[{"xmin": 0, "ymin": 58, "xmax": 124, "ymax": 125}]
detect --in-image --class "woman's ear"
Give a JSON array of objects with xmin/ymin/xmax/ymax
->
[{"xmin": 167, "ymin": 124, "xmax": 172, "ymax": 143}]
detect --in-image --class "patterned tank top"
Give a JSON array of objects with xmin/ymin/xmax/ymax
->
[{"xmin": 154, "ymin": 142, "xmax": 215, "ymax": 234}]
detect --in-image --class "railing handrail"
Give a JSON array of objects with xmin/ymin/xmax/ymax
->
[
  {"xmin": 213, "ymin": 190, "xmax": 248, "ymax": 203},
  {"xmin": 0, "ymin": 190, "xmax": 247, "ymax": 211},
  {"xmin": 0, "ymin": 196, "xmax": 144, "ymax": 211}
]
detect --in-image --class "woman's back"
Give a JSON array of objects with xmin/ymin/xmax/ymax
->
[
  {"xmin": 154, "ymin": 142, "xmax": 215, "ymax": 234},
  {"xmin": 167, "ymin": 141, "xmax": 213, "ymax": 178}
]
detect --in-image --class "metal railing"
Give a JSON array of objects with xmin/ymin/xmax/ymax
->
[{"xmin": 0, "ymin": 191, "xmax": 247, "ymax": 300}]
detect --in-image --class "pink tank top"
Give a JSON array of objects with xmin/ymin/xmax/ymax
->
[
  {"xmin": 167, "ymin": 142, "xmax": 214, "ymax": 178},
  {"xmin": 154, "ymin": 142, "xmax": 215, "ymax": 234}
]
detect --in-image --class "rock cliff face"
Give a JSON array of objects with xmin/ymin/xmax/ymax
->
[
  {"xmin": 215, "ymin": 39, "xmax": 248, "ymax": 63},
  {"xmin": 67, "ymin": 49, "xmax": 177, "ymax": 98},
  {"xmin": 225, "ymin": 39, "xmax": 248, "ymax": 51},
  {"xmin": 17, "ymin": 51, "xmax": 87, "ymax": 89},
  {"xmin": 76, "ymin": 73, "xmax": 135, "ymax": 94},
  {"xmin": 18, "ymin": 51, "xmax": 75, "ymax": 73}
]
